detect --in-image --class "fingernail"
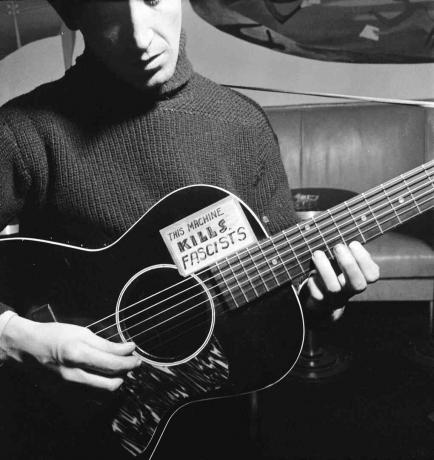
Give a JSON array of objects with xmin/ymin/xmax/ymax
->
[{"xmin": 334, "ymin": 243, "xmax": 345, "ymax": 254}]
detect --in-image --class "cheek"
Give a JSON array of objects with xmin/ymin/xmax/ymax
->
[
  {"xmin": 79, "ymin": 6, "xmax": 124, "ymax": 59},
  {"xmin": 83, "ymin": 24, "xmax": 126, "ymax": 68},
  {"xmin": 162, "ymin": 2, "xmax": 182, "ymax": 48},
  {"xmin": 166, "ymin": 15, "xmax": 182, "ymax": 58},
  {"xmin": 103, "ymin": 25, "xmax": 122, "ymax": 47}
]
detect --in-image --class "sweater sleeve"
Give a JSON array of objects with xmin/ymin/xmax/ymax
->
[
  {"xmin": 0, "ymin": 115, "xmax": 33, "ymax": 315},
  {"xmin": 0, "ymin": 116, "xmax": 31, "ymax": 226},
  {"xmin": 251, "ymin": 122, "xmax": 298, "ymax": 236}
]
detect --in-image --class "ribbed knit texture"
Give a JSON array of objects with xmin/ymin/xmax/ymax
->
[{"xmin": 0, "ymin": 39, "xmax": 297, "ymax": 315}]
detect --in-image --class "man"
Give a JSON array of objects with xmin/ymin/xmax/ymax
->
[{"xmin": 0, "ymin": 0, "xmax": 379, "ymax": 458}]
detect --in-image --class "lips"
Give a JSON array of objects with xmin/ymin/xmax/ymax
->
[
  {"xmin": 140, "ymin": 49, "xmax": 163, "ymax": 63},
  {"xmin": 144, "ymin": 51, "xmax": 163, "ymax": 62}
]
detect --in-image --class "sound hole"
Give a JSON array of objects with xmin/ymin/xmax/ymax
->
[{"xmin": 117, "ymin": 266, "xmax": 213, "ymax": 365}]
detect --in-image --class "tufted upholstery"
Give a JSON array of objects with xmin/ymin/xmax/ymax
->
[{"xmin": 264, "ymin": 103, "xmax": 434, "ymax": 303}]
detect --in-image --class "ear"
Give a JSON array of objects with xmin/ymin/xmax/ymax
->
[{"xmin": 48, "ymin": 0, "xmax": 82, "ymax": 31}]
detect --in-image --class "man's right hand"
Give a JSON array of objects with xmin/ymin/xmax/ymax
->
[{"xmin": 0, "ymin": 316, "xmax": 141, "ymax": 391}]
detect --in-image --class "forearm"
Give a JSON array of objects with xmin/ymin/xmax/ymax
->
[{"xmin": 0, "ymin": 313, "xmax": 140, "ymax": 390}]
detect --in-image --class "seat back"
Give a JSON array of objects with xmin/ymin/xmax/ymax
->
[{"xmin": 264, "ymin": 103, "xmax": 433, "ymax": 192}]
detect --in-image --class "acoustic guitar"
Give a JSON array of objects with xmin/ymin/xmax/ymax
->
[{"xmin": 0, "ymin": 159, "xmax": 432, "ymax": 458}]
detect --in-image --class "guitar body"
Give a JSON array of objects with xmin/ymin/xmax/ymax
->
[{"xmin": 1, "ymin": 185, "xmax": 305, "ymax": 458}]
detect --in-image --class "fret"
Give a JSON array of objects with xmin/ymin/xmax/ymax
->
[
  {"xmin": 227, "ymin": 256, "xmax": 251, "ymax": 306},
  {"xmin": 362, "ymin": 192, "xmax": 384, "ymax": 235},
  {"xmin": 394, "ymin": 187, "xmax": 428, "ymax": 224},
  {"xmin": 419, "ymin": 193, "xmax": 434, "ymax": 213},
  {"xmin": 298, "ymin": 222, "xmax": 315, "ymax": 258},
  {"xmin": 422, "ymin": 163, "xmax": 434, "ymax": 188},
  {"xmin": 270, "ymin": 235, "xmax": 293, "ymax": 282},
  {"xmin": 237, "ymin": 250, "xmax": 262, "ymax": 298},
  {"xmin": 281, "ymin": 231, "xmax": 305, "ymax": 278},
  {"xmin": 257, "ymin": 241, "xmax": 280, "ymax": 289},
  {"xmin": 312, "ymin": 218, "xmax": 333, "ymax": 258},
  {"xmin": 327, "ymin": 209, "xmax": 347, "ymax": 245},
  {"xmin": 401, "ymin": 173, "xmax": 421, "ymax": 214},
  {"xmin": 390, "ymin": 175, "xmax": 425, "ymax": 223},
  {"xmin": 419, "ymin": 164, "xmax": 434, "ymax": 213},
  {"xmin": 217, "ymin": 261, "xmax": 242, "ymax": 308},
  {"xmin": 245, "ymin": 246, "xmax": 269, "ymax": 294},
  {"xmin": 380, "ymin": 183, "xmax": 403, "ymax": 231},
  {"xmin": 344, "ymin": 201, "xmax": 366, "ymax": 243}
]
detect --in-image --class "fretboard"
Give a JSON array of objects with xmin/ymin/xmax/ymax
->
[{"xmin": 215, "ymin": 160, "xmax": 434, "ymax": 308}]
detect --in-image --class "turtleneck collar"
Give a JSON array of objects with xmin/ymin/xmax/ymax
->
[{"xmin": 66, "ymin": 31, "xmax": 193, "ymax": 104}]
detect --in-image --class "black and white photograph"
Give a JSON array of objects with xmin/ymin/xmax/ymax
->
[{"xmin": 0, "ymin": 1, "xmax": 433, "ymax": 459}]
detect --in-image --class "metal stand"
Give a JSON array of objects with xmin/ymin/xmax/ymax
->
[{"xmin": 291, "ymin": 329, "xmax": 352, "ymax": 382}]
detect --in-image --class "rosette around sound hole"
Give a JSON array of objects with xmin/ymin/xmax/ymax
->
[{"xmin": 117, "ymin": 266, "xmax": 214, "ymax": 365}]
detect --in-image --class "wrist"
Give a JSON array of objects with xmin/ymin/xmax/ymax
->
[
  {"xmin": 0, "ymin": 311, "xmax": 17, "ymax": 363},
  {"xmin": 0, "ymin": 315, "xmax": 38, "ymax": 362}
]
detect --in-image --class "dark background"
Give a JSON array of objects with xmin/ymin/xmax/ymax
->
[{"xmin": 158, "ymin": 300, "xmax": 434, "ymax": 460}]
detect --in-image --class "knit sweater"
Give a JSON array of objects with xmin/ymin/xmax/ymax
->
[{"xmin": 0, "ymin": 40, "xmax": 297, "ymax": 316}]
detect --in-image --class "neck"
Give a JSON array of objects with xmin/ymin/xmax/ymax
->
[
  {"xmin": 71, "ymin": 31, "xmax": 193, "ymax": 103},
  {"xmin": 217, "ymin": 161, "xmax": 434, "ymax": 310}
]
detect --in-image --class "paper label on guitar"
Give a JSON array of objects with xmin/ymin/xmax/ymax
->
[{"xmin": 160, "ymin": 196, "xmax": 258, "ymax": 276}]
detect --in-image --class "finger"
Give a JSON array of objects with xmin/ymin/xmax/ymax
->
[
  {"xmin": 312, "ymin": 250, "xmax": 341, "ymax": 294},
  {"xmin": 58, "ymin": 366, "xmax": 125, "ymax": 391},
  {"xmin": 333, "ymin": 243, "xmax": 366, "ymax": 293},
  {"xmin": 306, "ymin": 274, "xmax": 325, "ymax": 303},
  {"xmin": 85, "ymin": 333, "xmax": 136, "ymax": 356},
  {"xmin": 348, "ymin": 241, "xmax": 380, "ymax": 284},
  {"xmin": 64, "ymin": 343, "xmax": 141, "ymax": 375}
]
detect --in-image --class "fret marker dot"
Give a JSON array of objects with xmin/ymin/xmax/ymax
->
[
  {"xmin": 398, "ymin": 196, "xmax": 405, "ymax": 204},
  {"xmin": 272, "ymin": 259, "xmax": 278, "ymax": 266},
  {"xmin": 305, "ymin": 224, "xmax": 310, "ymax": 231},
  {"xmin": 361, "ymin": 215, "xmax": 367, "ymax": 222}
]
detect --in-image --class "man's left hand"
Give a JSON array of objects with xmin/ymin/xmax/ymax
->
[{"xmin": 301, "ymin": 241, "xmax": 380, "ymax": 319}]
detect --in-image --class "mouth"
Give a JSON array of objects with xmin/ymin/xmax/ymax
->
[{"xmin": 140, "ymin": 51, "xmax": 165, "ymax": 69}]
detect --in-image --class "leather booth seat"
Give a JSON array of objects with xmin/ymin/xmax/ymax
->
[{"xmin": 264, "ymin": 103, "xmax": 434, "ymax": 304}]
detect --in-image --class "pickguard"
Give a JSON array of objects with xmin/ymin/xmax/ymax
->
[{"xmin": 113, "ymin": 337, "xmax": 229, "ymax": 457}]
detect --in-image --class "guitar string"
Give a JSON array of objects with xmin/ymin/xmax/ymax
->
[
  {"xmin": 92, "ymin": 171, "xmax": 433, "ymax": 337},
  {"xmin": 130, "ymin": 190, "xmax": 434, "ymax": 356},
  {"xmin": 96, "ymin": 181, "xmax": 432, "ymax": 340},
  {"xmin": 85, "ymin": 160, "xmax": 433, "ymax": 331},
  {"xmin": 111, "ymin": 189, "xmax": 434, "ymax": 342},
  {"xmin": 87, "ymin": 163, "xmax": 433, "ymax": 332},
  {"xmin": 88, "ymin": 164, "xmax": 433, "ymax": 335},
  {"xmin": 99, "ymin": 187, "xmax": 434, "ymax": 348},
  {"xmin": 117, "ymin": 192, "xmax": 434, "ymax": 351},
  {"xmin": 102, "ymin": 189, "xmax": 433, "ymax": 344}
]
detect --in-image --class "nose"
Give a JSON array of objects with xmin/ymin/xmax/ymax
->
[{"xmin": 129, "ymin": 0, "xmax": 155, "ymax": 51}]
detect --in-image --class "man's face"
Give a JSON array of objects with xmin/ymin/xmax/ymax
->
[{"xmin": 77, "ymin": 0, "xmax": 182, "ymax": 91}]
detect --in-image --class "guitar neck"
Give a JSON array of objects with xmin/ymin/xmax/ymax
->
[{"xmin": 215, "ymin": 160, "xmax": 434, "ymax": 308}]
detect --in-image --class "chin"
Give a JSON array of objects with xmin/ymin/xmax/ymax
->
[
  {"xmin": 148, "ymin": 68, "xmax": 174, "ymax": 89},
  {"xmin": 123, "ymin": 63, "xmax": 176, "ymax": 92}
]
